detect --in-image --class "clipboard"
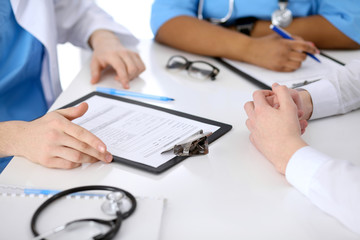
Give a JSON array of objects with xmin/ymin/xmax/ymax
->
[
  {"xmin": 61, "ymin": 92, "xmax": 232, "ymax": 174},
  {"xmin": 215, "ymin": 52, "xmax": 345, "ymax": 89}
]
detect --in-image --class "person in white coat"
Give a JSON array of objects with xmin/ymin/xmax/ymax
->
[
  {"xmin": 244, "ymin": 59, "xmax": 360, "ymax": 234},
  {"xmin": 0, "ymin": 0, "xmax": 145, "ymax": 172}
]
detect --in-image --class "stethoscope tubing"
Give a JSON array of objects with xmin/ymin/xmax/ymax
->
[{"xmin": 31, "ymin": 185, "xmax": 136, "ymax": 239}]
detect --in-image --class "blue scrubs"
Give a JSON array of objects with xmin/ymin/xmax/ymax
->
[
  {"xmin": 151, "ymin": 0, "xmax": 360, "ymax": 44},
  {"xmin": 0, "ymin": 0, "xmax": 47, "ymax": 173}
]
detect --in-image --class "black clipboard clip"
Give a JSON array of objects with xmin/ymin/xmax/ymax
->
[
  {"xmin": 161, "ymin": 130, "xmax": 212, "ymax": 156},
  {"xmin": 291, "ymin": 78, "xmax": 321, "ymax": 88}
]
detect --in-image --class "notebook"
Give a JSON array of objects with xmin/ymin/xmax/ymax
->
[{"xmin": 0, "ymin": 184, "xmax": 165, "ymax": 239}]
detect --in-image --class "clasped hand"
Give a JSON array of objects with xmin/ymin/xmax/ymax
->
[{"xmin": 244, "ymin": 84, "xmax": 309, "ymax": 174}]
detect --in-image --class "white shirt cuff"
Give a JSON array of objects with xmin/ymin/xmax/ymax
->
[
  {"xmin": 301, "ymin": 79, "xmax": 340, "ymax": 120},
  {"xmin": 285, "ymin": 146, "xmax": 330, "ymax": 197}
]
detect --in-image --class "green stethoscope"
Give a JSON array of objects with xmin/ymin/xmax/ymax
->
[{"xmin": 197, "ymin": 0, "xmax": 293, "ymax": 27}]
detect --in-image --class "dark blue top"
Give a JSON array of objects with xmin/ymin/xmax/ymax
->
[{"xmin": 0, "ymin": 0, "xmax": 48, "ymax": 172}]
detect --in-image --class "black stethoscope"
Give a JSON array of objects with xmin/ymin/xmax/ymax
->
[
  {"xmin": 31, "ymin": 185, "xmax": 136, "ymax": 240},
  {"xmin": 197, "ymin": 0, "xmax": 293, "ymax": 27}
]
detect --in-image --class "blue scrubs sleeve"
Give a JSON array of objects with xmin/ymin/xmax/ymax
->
[
  {"xmin": 150, "ymin": 0, "xmax": 199, "ymax": 35},
  {"xmin": 318, "ymin": 0, "xmax": 360, "ymax": 44}
]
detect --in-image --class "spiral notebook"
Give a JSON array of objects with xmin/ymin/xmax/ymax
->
[{"xmin": 0, "ymin": 184, "xmax": 165, "ymax": 239}]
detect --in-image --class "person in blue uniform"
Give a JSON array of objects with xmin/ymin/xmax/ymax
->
[
  {"xmin": 0, "ymin": 0, "xmax": 145, "ymax": 173},
  {"xmin": 151, "ymin": 0, "xmax": 360, "ymax": 72}
]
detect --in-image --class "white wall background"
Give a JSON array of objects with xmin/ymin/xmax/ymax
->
[{"xmin": 57, "ymin": 0, "xmax": 154, "ymax": 90}]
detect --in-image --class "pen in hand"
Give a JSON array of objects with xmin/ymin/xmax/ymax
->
[{"xmin": 270, "ymin": 24, "xmax": 321, "ymax": 63}]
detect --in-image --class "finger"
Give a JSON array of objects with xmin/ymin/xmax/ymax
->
[
  {"xmin": 90, "ymin": 58, "xmax": 103, "ymax": 84},
  {"xmin": 123, "ymin": 52, "xmax": 145, "ymax": 80},
  {"xmin": 290, "ymin": 41, "xmax": 317, "ymax": 55},
  {"xmin": 59, "ymin": 132, "xmax": 112, "ymax": 163},
  {"xmin": 109, "ymin": 55, "xmax": 130, "ymax": 89},
  {"xmin": 55, "ymin": 146, "xmax": 100, "ymax": 164},
  {"xmin": 56, "ymin": 103, "xmax": 110, "ymax": 159},
  {"xmin": 297, "ymin": 109, "xmax": 304, "ymax": 119},
  {"xmin": 279, "ymin": 58, "xmax": 302, "ymax": 72},
  {"xmin": 288, "ymin": 51, "xmax": 307, "ymax": 62},
  {"xmin": 41, "ymin": 157, "xmax": 82, "ymax": 169},
  {"xmin": 281, "ymin": 66, "xmax": 298, "ymax": 72},
  {"xmin": 132, "ymin": 52, "xmax": 146, "ymax": 74},
  {"xmin": 117, "ymin": 53, "xmax": 139, "ymax": 81},
  {"xmin": 289, "ymin": 89, "xmax": 302, "ymax": 109},
  {"xmin": 57, "ymin": 102, "xmax": 88, "ymax": 121},
  {"xmin": 245, "ymin": 118, "xmax": 254, "ymax": 132},
  {"xmin": 244, "ymin": 101, "xmax": 255, "ymax": 118},
  {"xmin": 271, "ymin": 84, "xmax": 296, "ymax": 109},
  {"xmin": 292, "ymin": 35, "xmax": 304, "ymax": 41},
  {"xmin": 265, "ymin": 90, "xmax": 282, "ymax": 108},
  {"xmin": 129, "ymin": 52, "xmax": 146, "ymax": 77},
  {"xmin": 252, "ymin": 90, "xmax": 273, "ymax": 108},
  {"xmin": 300, "ymin": 120, "xmax": 308, "ymax": 135},
  {"xmin": 61, "ymin": 120, "xmax": 109, "ymax": 156},
  {"xmin": 307, "ymin": 41, "xmax": 320, "ymax": 54}
]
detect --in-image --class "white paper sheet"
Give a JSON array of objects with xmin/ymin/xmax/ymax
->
[
  {"xmin": 72, "ymin": 95, "xmax": 220, "ymax": 168},
  {"xmin": 0, "ymin": 185, "xmax": 165, "ymax": 240},
  {"xmin": 223, "ymin": 54, "xmax": 343, "ymax": 88}
]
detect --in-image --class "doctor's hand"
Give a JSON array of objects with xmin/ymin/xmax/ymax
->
[
  {"xmin": 89, "ymin": 30, "xmax": 146, "ymax": 89},
  {"xmin": 244, "ymin": 84, "xmax": 308, "ymax": 174},
  {"xmin": 13, "ymin": 103, "xmax": 113, "ymax": 169},
  {"xmin": 245, "ymin": 34, "xmax": 318, "ymax": 72}
]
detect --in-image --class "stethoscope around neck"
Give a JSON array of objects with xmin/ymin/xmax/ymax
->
[{"xmin": 197, "ymin": 0, "xmax": 293, "ymax": 27}]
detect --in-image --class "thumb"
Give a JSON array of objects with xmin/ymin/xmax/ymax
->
[
  {"xmin": 272, "ymin": 84, "xmax": 295, "ymax": 109},
  {"xmin": 57, "ymin": 102, "xmax": 89, "ymax": 121}
]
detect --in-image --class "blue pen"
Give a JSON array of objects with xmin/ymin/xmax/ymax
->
[
  {"xmin": 0, "ymin": 184, "xmax": 105, "ymax": 197},
  {"xmin": 24, "ymin": 188, "xmax": 60, "ymax": 195},
  {"xmin": 23, "ymin": 188, "xmax": 105, "ymax": 197},
  {"xmin": 96, "ymin": 87, "xmax": 175, "ymax": 102},
  {"xmin": 270, "ymin": 24, "xmax": 321, "ymax": 63}
]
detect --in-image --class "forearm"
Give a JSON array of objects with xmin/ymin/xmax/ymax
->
[
  {"xmin": 286, "ymin": 147, "xmax": 360, "ymax": 234},
  {"xmin": 0, "ymin": 121, "xmax": 24, "ymax": 158},
  {"xmin": 251, "ymin": 15, "xmax": 360, "ymax": 49},
  {"xmin": 155, "ymin": 16, "xmax": 251, "ymax": 62}
]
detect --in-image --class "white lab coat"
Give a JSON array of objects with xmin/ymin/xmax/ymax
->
[
  {"xmin": 286, "ymin": 59, "xmax": 360, "ymax": 235},
  {"xmin": 10, "ymin": 0, "xmax": 137, "ymax": 107}
]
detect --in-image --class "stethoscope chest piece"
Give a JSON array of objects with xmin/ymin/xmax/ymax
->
[
  {"xmin": 271, "ymin": 1, "xmax": 292, "ymax": 27},
  {"xmin": 102, "ymin": 191, "xmax": 126, "ymax": 215}
]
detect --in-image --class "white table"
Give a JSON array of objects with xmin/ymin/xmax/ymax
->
[{"xmin": 1, "ymin": 40, "xmax": 360, "ymax": 239}]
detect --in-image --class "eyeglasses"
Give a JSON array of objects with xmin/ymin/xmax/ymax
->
[{"xmin": 166, "ymin": 55, "xmax": 220, "ymax": 80}]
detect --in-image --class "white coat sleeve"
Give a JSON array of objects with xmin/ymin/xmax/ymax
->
[
  {"xmin": 54, "ymin": 0, "xmax": 138, "ymax": 49},
  {"xmin": 301, "ymin": 59, "xmax": 360, "ymax": 119},
  {"xmin": 286, "ymin": 146, "xmax": 360, "ymax": 235}
]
